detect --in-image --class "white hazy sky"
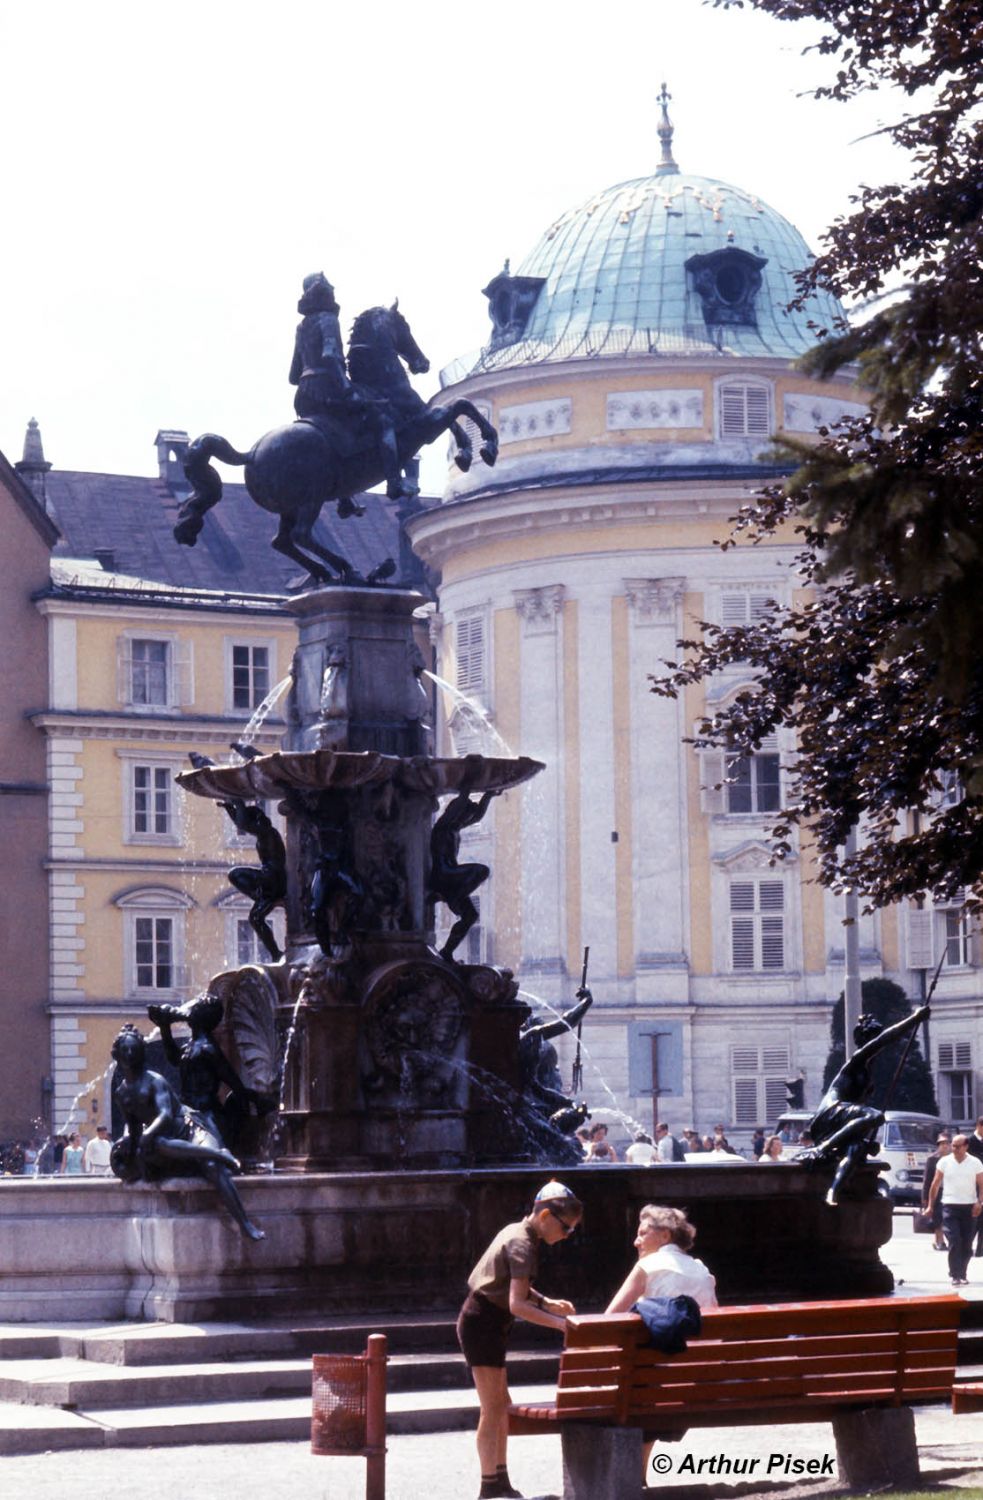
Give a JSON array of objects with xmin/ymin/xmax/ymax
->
[{"xmin": 0, "ymin": 0, "xmax": 908, "ymax": 499}]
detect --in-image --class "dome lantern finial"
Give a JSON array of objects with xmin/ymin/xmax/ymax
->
[{"xmin": 656, "ymin": 82, "xmax": 679, "ymax": 177}]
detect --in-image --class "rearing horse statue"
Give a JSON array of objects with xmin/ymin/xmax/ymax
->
[{"xmin": 173, "ymin": 302, "xmax": 498, "ymax": 585}]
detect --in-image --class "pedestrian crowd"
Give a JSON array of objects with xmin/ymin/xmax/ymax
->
[{"xmin": 0, "ymin": 1124, "xmax": 114, "ymax": 1176}]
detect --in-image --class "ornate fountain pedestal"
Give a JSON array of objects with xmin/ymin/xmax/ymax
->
[{"xmin": 178, "ymin": 587, "xmax": 546, "ymax": 1171}]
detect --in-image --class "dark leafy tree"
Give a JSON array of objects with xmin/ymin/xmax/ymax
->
[
  {"xmin": 653, "ymin": 1, "xmax": 983, "ymax": 908},
  {"xmin": 823, "ymin": 979, "xmax": 938, "ymax": 1116}
]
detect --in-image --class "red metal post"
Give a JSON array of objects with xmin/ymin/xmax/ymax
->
[{"xmin": 364, "ymin": 1332, "xmax": 387, "ymax": 1500}]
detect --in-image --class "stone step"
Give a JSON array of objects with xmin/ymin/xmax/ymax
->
[
  {"xmin": 0, "ymin": 1379, "xmax": 556, "ymax": 1456},
  {"xmin": 0, "ymin": 1348, "xmax": 558, "ymax": 1409},
  {"xmin": 0, "ymin": 1314, "xmax": 556, "ymax": 1367}
]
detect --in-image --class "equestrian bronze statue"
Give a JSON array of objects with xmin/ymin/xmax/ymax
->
[{"xmin": 173, "ymin": 272, "xmax": 499, "ymax": 585}]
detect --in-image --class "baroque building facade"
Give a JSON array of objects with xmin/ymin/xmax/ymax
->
[
  {"xmin": 410, "ymin": 110, "xmax": 982, "ymax": 1139},
  {"xmin": 6, "ymin": 425, "xmax": 405, "ymax": 1141}
]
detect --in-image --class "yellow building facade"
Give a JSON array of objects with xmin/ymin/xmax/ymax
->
[{"xmin": 32, "ymin": 563, "xmax": 294, "ymax": 1136}]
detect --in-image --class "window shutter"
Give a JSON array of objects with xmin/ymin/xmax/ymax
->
[
  {"xmin": 938, "ymin": 1042, "xmax": 954, "ymax": 1069},
  {"xmin": 720, "ymin": 387, "xmax": 747, "ymax": 437},
  {"xmin": 173, "ymin": 641, "xmax": 194, "ymax": 707},
  {"xmin": 955, "ymin": 1042, "xmax": 973, "ymax": 1069},
  {"xmin": 749, "ymin": 593, "xmax": 773, "ymax": 621},
  {"xmin": 720, "ymin": 385, "xmax": 771, "ymax": 438},
  {"xmin": 117, "ymin": 639, "xmax": 133, "ymax": 705},
  {"xmin": 699, "ymin": 749, "xmax": 727, "ymax": 814},
  {"xmin": 762, "ymin": 1046, "xmax": 790, "ymax": 1072},
  {"xmin": 731, "ymin": 917, "xmax": 755, "ymax": 969},
  {"xmin": 733, "ymin": 1077, "xmax": 759, "ymax": 1125},
  {"xmin": 907, "ymin": 908, "xmax": 935, "ymax": 970},
  {"xmin": 721, "ymin": 593, "xmax": 749, "ymax": 626},
  {"xmin": 456, "ymin": 616, "xmax": 485, "ymax": 695},
  {"xmin": 732, "ymin": 1046, "xmax": 759, "ymax": 1071},
  {"xmin": 761, "ymin": 917, "xmax": 785, "ymax": 969},
  {"xmin": 746, "ymin": 386, "xmax": 770, "ymax": 435},
  {"xmin": 764, "ymin": 1076, "xmax": 789, "ymax": 1119}
]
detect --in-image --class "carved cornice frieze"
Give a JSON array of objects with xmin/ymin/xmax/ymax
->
[
  {"xmin": 623, "ymin": 577, "xmax": 685, "ymax": 625},
  {"xmin": 513, "ymin": 584, "xmax": 566, "ymax": 633}
]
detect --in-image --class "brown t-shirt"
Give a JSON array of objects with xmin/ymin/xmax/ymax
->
[{"xmin": 467, "ymin": 1217, "xmax": 540, "ymax": 1309}]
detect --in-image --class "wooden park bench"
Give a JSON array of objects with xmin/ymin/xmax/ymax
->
[{"xmin": 509, "ymin": 1295, "xmax": 962, "ymax": 1500}]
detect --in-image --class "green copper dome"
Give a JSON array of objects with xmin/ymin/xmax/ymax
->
[{"xmin": 446, "ymin": 156, "xmax": 846, "ymax": 382}]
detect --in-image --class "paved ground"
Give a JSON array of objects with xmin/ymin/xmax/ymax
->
[
  {"xmin": 2, "ymin": 1213, "xmax": 983, "ymax": 1500},
  {"xmin": 1, "ymin": 1407, "xmax": 981, "ymax": 1500}
]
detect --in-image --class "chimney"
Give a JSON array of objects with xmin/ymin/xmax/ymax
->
[
  {"xmin": 154, "ymin": 429, "xmax": 190, "ymax": 494},
  {"xmin": 15, "ymin": 417, "xmax": 52, "ymax": 510}
]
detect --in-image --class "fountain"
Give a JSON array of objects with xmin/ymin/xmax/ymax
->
[{"xmin": 0, "ymin": 276, "xmax": 895, "ymax": 1326}]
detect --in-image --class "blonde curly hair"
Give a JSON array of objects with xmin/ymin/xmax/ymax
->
[{"xmin": 639, "ymin": 1204, "xmax": 696, "ymax": 1251}]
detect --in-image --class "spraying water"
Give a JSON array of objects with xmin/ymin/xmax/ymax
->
[
  {"xmin": 423, "ymin": 670, "xmax": 514, "ymax": 757},
  {"xmin": 233, "ymin": 674, "xmax": 292, "ymax": 755}
]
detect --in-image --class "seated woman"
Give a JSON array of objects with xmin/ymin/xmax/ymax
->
[{"xmin": 606, "ymin": 1204, "xmax": 718, "ymax": 1313}]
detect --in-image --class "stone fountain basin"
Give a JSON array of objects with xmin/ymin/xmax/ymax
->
[{"xmin": 176, "ymin": 751, "xmax": 544, "ymax": 802}]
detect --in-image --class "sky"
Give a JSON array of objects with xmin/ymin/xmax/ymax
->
[{"xmin": 0, "ymin": 0, "xmax": 910, "ymax": 500}]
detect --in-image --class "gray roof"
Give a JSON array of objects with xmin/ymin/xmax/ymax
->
[{"xmin": 43, "ymin": 469, "xmax": 414, "ymax": 596}]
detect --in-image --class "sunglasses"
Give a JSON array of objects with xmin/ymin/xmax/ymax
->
[{"xmin": 546, "ymin": 1203, "xmax": 578, "ymax": 1236}]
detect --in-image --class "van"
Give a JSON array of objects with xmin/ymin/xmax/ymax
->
[{"xmin": 772, "ymin": 1108, "xmax": 944, "ymax": 1204}]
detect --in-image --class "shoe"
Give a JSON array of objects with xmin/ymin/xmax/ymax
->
[{"xmin": 933, "ymin": 1242, "xmax": 947, "ymax": 1250}]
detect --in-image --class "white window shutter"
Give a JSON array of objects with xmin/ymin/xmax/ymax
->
[
  {"xmin": 117, "ymin": 639, "xmax": 133, "ymax": 705},
  {"xmin": 732, "ymin": 1046, "xmax": 759, "ymax": 1071},
  {"xmin": 746, "ymin": 386, "xmax": 770, "ymax": 435},
  {"xmin": 761, "ymin": 916, "xmax": 785, "ymax": 969},
  {"xmin": 938, "ymin": 1042, "xmax": 954, "ymax": 1069},
  {"xmin": 955, "ymin": 1041, "xmax": 973, "ymax": 1068},
  {"xmin": 733, "ymin": 1077, "xmax": 759, "ymax": 1124},
  {"xmin": 907, "ymin": 908, "xmax": 935, "ymax": 970},
  {"xmin": 174, "ymin": 641, "xmax": 194, "ymax": 707},
  {"xmin": 720, "ymin": 387, "xmax": 746, "ymax": 437},
  {"xmin": 699, "ymin": 749, "xmax": 727, "ymax": 814},
  {"xmin": 456, "ymin": 616, "xmax": 485, "ymax": 696}
]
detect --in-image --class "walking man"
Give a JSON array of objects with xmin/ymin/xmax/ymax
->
[{"xmin": 928, "ymin": 1134, "xmax": 983, "ymax": 1286}]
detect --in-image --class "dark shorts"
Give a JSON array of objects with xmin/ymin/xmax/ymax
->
[{"xmin": 456, "ymin": 1291, "xmax": 513, "ymax": 1368}]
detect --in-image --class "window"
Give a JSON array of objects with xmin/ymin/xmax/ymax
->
[
  {"xmin": 133, "ymin": 765, "xmax": 172, "ymax": 837},
  {"xmin": 730, "ymin": 879, "xmax": 785, "ymax": 971},
  {"xmin": 455, "ymin": 615, "xmax": 485, "ymax": 697},
  {"xmin": 116, "ymin": 887, "xmax": 191, "ymax": 998},
  {"xmin": 721, "ymin": 591, "xmax": 774, "ymax": 627},
  {"xmin": 117, "ymin": 633, "xmax": 192, "ymax": 709},
  {"xmin": 943, "ymin": 905, "xmax": 971, "ymax": 967},
  {"xmin": 731, "ymin": 1044, "xmax": 791, "ymax": 1126},
  {"xmin": 908, "ymin": 895, "xmax": 972, "ymax": 969},
  {"xmin": 718, "ymin": 382, "xmax": 771, "ymax": 439},
  {"xmin": 229, "ymin": 642, "xmax": 272, "ymax": 713},
  {"xmin": 134, "ymin": 915, "xmax": 175, "ymax": 990},
  {"xmin": 131, "ymin": 639, "xmax": 169, "ymax": 705},
  {"xmin": 938, "ymin": 1041, "xmax": 974, "ymax": 1123},
  {"xmin": 938, "ymin": 770, "xmax": 963, "ymax": 809},
  {"xmin": 726, "ymin": 742, "xmax": 780, "ymax": 814},
  {"xmin": 236, "ymin": 918, "xmax": 265, "ymax": 967}
]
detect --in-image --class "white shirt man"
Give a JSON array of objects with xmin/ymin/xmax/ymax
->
[
  {"xmin": 83, "ymin": 1126, "xmax": 113, "ymax": 1177},
  {"xmin": 929, "ymin": 1135, "xmax": 983, "ymax": 1285},
  {"xmin": 625, "ymin": 1134, "xmax": 658, "ymax": 1166},
  {"xmin": 655, "ymin": 1123, "xmax": 674, "ymax": 1162}
]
